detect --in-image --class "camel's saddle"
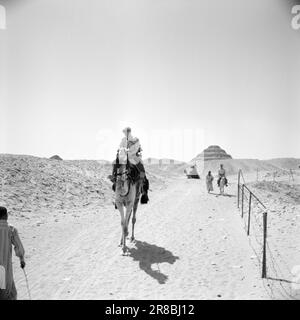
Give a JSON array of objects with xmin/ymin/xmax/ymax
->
[{"xmin": 109, "ymin": 159, "xmax": 149, "ymax": 204}]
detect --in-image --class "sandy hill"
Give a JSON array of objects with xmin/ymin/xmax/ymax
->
[
  {"xmin": 145, "ymin": 163, "xmax": 187, "ymax": 178},
  {"xmin": 144, "ymin": 158, "xmax": 187, "ymax": 178},
  {"xmin": 0, "ymin": 154, "xmax": 173, "ymax": 216},
  {"xmin": 0, "ymin": 154, "xmax": 113, "ymax": 216},
  {"xmin": 261, "ymin": 158, "xmax": 300, "ymax": 170},
  {"xmin": 193, "ymin": 158, "xmax": 280, "ymax": 176},
  {"xmin": 1, "ymin": 153, "xmax": 298, "ymax": 217},
  {"xmin": 196, "ymin": 158, "xmax": 300, "ymax": 176},
  {"xmin": 189, "ymin": 145, "xmax": 300, "ymax": 177},
  {"xmin": 144, "ymin": 157, "xmax": 186, "ymax": 165}
]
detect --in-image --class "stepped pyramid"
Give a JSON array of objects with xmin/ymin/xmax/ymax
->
[{"xmin": 194, "ymin": 145, "xmax": 232, "ymax": 161}]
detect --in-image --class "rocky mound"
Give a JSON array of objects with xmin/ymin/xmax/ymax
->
[
  {"xmin": 50, "ymin": 155, "xmax": 63, "ymax": 160},
  {"xmin": 0, "ymin": 154, "xmax": 173, "ymax": 217},
  {"xmin": 0, "ymin": 154, "xmax": 113, "ymax": 215}
]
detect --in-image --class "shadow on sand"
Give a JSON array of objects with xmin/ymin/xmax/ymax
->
[
  {"xmin": 128, "ymin": 240, "xmax": 179, "ymax": 284},
  {"xmin": 267, "ymin": 277, "xmax": 293, "ymax": 284},
  {"xmin": 209, "ymin": 192, "xmax": 236, "ymax": 198}
]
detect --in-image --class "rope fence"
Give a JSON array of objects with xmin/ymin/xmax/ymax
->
[
  {"xmin": 237, "ymin": 169, "xmax": 267, "ymax": 278},
  {"xmin": 237, "ymin": 169, "xmax": 299, "ymax": 300}
]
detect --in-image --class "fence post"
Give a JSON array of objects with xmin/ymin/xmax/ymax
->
[
  {"xmin": 241, "ymin": 184, "xmax": 244, "ymax": 218},
  {"xmin": 237, "ymin": 184, "xmax": 240, "ymax": 209},
  {"xmin": 237, "ymin": 170, "xmax": 241, "ymax": 208},
  {"xmin": 262, "ymin": 212, "xmax": 267, "ymax": 278},
  {"xmin": 247, "ymin": 193, "xmax": 252, "ymax": 236}
]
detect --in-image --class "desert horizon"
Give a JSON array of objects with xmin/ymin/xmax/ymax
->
[{"xmin": 1, "ymin": 151, "xmax": 300, "ymax": 164}]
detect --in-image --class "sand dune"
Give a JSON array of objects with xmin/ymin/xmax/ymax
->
[
  {"xmin": 0, "ymin": 154, "xmax": 170, "ymax": 218},
  {"xmin": 0, "ymin": 154, "xmax": 113, "ymax": 216}
]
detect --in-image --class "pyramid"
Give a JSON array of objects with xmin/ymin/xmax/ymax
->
[{"xmin": 195, "ymin": 145, "xmax": 232, "ymax": 161}]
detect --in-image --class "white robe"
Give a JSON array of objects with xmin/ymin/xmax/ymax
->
[{"xmin": 118, "ymin": 134, "xmax": 142, "ymax": 165}]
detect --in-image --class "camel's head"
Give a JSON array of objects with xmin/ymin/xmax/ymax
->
[{"xmin": 220, "ymin": 176, "xmax": 226, "ymax": 186}]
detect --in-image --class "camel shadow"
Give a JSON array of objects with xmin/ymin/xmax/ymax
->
[{"xmin": 128, "ymin": 240, "xmax": 179, "ymax": 284}]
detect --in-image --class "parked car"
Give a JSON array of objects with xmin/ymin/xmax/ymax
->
[{"xmin": 184, "ymin": 165, "xmax": 200, "ymax": 179}]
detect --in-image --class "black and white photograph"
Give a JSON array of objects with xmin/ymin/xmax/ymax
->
[{"xmin": 0, "ymin": 0, "xmax": 300, "ymax": 304}]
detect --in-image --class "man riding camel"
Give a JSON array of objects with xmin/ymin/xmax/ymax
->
[
  {"xmin": 217, "ymin": 164, "xmax": 228, "ymax": 187},
  {"xmin": 109, "ymin": 127, "xmax": 149, "ymax": 203}
]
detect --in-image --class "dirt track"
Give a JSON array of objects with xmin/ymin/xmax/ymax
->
[{"xmin": 13, "ymin": 177, "xmax": 268, "ymax": 299}]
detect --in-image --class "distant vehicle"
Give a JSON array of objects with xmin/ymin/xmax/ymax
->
[{"xmin": 184, "ymin": 165, "xmax": 200, "ymax": 179}]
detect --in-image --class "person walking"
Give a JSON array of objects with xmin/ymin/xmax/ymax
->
[
  {"xmin": 206, "ymin": 171, "xmax": 214, "ymax": 193},
  {"xmin": 0, "ymin": 206, "xmax": 26, "ymax": 300}
]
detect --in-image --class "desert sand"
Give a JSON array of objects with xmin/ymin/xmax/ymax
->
[{"xmin": 0, "ymin": 154, "xmax": 299, "ymax": 299}]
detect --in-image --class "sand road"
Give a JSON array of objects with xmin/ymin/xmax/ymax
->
[{"xmin": 12, "ymin": 177, "xmax": 268, "ymax": 299}]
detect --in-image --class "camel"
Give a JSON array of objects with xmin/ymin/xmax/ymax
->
[
  {"xmin": 115, "ymin": 164, "xmax": 142, "ymax": 254},
  {"xmin": 219, "ymin": 176, "xmax": 226, "ymax": 195}
]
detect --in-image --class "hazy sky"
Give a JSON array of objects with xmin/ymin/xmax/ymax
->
[{"xmin": 0, "ymin": 0, "xmax": 299, "ymax": 161}]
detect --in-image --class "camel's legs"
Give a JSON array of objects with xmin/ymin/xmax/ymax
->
[
  {"xmin": 121, "ymin": 204, "xmax": 133, "ymax": 253},
  {"xmin": 127, "ymin": 209, "xmax": 132, "ymax": 236},
  {"xmin": 131, "ymin": 181, "xmax": 142, "ymax": 242},
  {"xmin": 220, "ymin": 185, "xmax": 224, "ymax": 195},
  {"xmin": 131, "ymin": 196, "xmax": 139, "ymax": 242},
  {"xmin": 115, "ymin": 180, "xmax": 138, "ymax": 253},
  {"xmin": 125, "ymin": 208, "xmax": 132, "ymax": 238},
  {"xmin": 116, "ymin": 202, "xmax": 126, "ymax": 247}
]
